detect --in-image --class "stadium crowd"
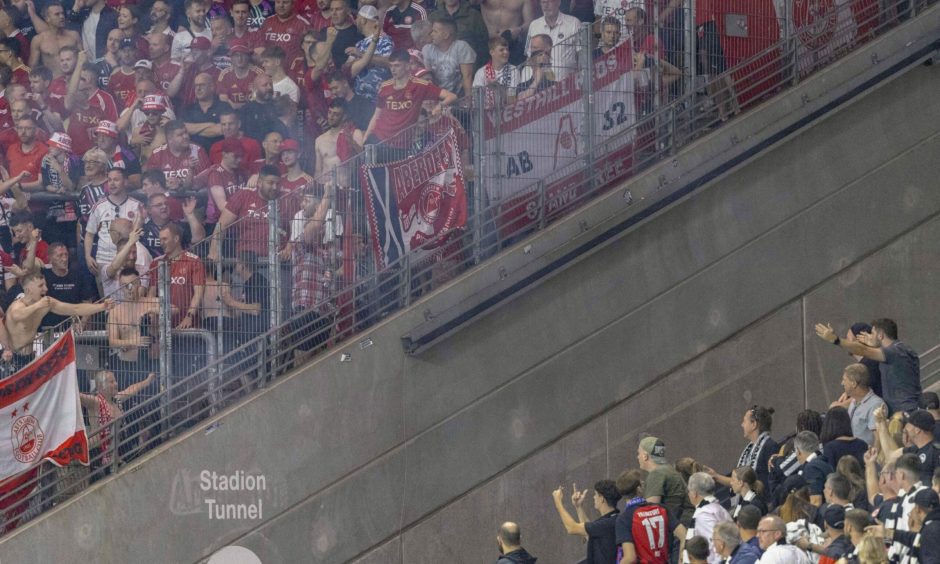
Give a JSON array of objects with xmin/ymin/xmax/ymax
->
[{"xmin": 494, "ymin": 319, "xmax": 940, "ymax": 564}]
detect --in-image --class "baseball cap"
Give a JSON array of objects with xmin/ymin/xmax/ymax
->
[
  {"xmin": 48, "ymin": 132, "xmax": 72, "ymax": 152},
  {"xmin": 190, "ymin": 36, "xmax": 211, "ymax": 50},
  {"xmin": 134, "ymin": 59, "xmax": 153, "ymax": 70},
  {"xmin": 357, "ymin": 5, "xmax": 378, "ymax": 20},
  {"xmin": 95, "ymin": 120, "xmax": 119, "ymax": 138},
  {"xmin": 119, "ymin": 38, "xmax": 136, "ymax": 50},
  {"xmin": 229, "ymin": 42, "xmax": 251, "ymax": 55},
  {"xmin": 823, "ymin": 505, "xmax": 845, "ymax": 529},
  {"xmin": 280, "ymin": 139, "xmax": 300, "ymax": 152},
  {"xmin": 913, "ymin": 488, "xmax": 940, "ymax": 510},
  {"xmin": 142, "ymin": 95, "xmax": 167, "ymax": 112},
  {"xmin": 219, "ymin": 138, "xmax": 245, "ymax": 157},
  {"xmin": 906, "ymin": 410, "xmax": 936, "ymax": 433},
  {"xmin": 849, "ymin": 322, "xmax": 872, "ymax": 336},
  {"xmin": 919, "ymin": 391, "xmax": 940, "ymax": 410},
  {"xmin": 639, "ymin": 436, "xmax": 666, "ymax": 463}
]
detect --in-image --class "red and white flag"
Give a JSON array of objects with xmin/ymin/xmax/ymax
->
[{"xmin": 0, "ymin": 330, "xmax": 88, "ymax": 509}]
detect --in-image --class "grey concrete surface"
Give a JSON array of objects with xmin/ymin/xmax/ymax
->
[{"xmin": 2, "ymin": 12, "xmax": 940, "ymax": 564}]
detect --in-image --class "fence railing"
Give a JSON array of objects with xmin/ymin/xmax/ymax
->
[{"xmin": 0, "ymin": 0, "xmax": 935, "ymax": 533}]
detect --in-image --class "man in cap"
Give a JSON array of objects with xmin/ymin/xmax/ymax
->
[
  {"xmin": 217, "ymin": 41, "xmax": 261, "ymax": 109},
  {"xmin": 794, "ymin": 504, "xmax": 852, "ymax": 560},
  {"xmin": 348, "ymin": 5, "xmax": 393, "ymax": 101},
  {"xmin": 95, "ymin": 120, "xmax": 141, "ymax": 186},
  {"xmin": 108, "ymin": 38, "xmax": 139, "ymax": 108},
  {"xmin": 874, "ymin": 489, "xmax": 940, "ymax": 564},
  {"xmin": 637, "ymin": 436, "xmax": 695, "ymax": 528},
  {"xmin": 919, "ymin": 391, "xmax": 940, "ymax": 438},
  {"xmin": 40, "ymin": 132, "xmax": 80, "ymax": 244},
  {"xmin": 178, "ymin": 37, "xmax": 222, "ymax": 106},
  {"xmin": 279, "ymin": 138, "xmax": 312, "ymax": 193},
  {"xmin": 131, "ymin": 94, "xmax": 169, "ymax": 160},
  {"xmin": 875, "ymin": 409, "xmax": 940, "ymax": 485}
]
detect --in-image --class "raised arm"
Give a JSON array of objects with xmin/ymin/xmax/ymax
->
[
  {"xmin": 64, "ymin": 51, "xmax": 87, "ymax": 112},
  {"xmin": 815, "ymin": 323, "xmax": 887, "ymax": 362},
  {"xmin": 551, "ymin": 486, "xmax": 588, "ymax": 538},
  {"xmin": 182, "ymin": 197, "xmax": 206, "ymax": 242},
  {"xmin": 6, "ymin": 297, "xmax": 51, "ymax": 323},
  {"xmin": 49, "ymin": 297, "xmax": 114, "ymax": 317},
  {"xmin": 116, "ymin": 372, "xmax": 155, "ymax": 400}
]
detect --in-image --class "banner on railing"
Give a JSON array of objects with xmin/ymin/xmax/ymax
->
[
  {"xmin": 0, "ymin": 330, "xmax": 88, "ymax": 490},
  {"xmin": 482, "ymin": 43, "xmax": 637, "ymax": 238},
  {"xmin": 360, "ymin": 129, "xmax": 468, "ymax": 270}
]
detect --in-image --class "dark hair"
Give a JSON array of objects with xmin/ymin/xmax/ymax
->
[
  {"xmin": 328, "ymin": 98, "xmax": 347, "ymax": 112},
  {"xmin": 431, "ymin": 14, "xmax": 457, "ymax": 33},
  {"xmin": 736, "ymin": 504, "xmax": 761, "ymax": 529},
  {"xmin": 29, "ymin": 66, "xmax": 53, "ymax": 82},
  {"xmin": 820, "ymin": 407, "xmax": 854, "ymax": 443},
  {"xmin": 748, "ymin": 406, "xmax": 774, "ymax": 434},
  {"xmin": 43, "ymin": 2, "xmax": 63, "ymax": 16},
  {"xmin": 733, "ymin": 466, "xmax": 765, "ymax": 498},
  {"xmin": 389, "ymin": 50, "xmax": 410, "ymax": 63},
  {"xmin": 825, "ymin": 472, "xmax": 852, "ymax": 502},
  {"xmin": 594, "ymin": 479, "xmax": 621, "ymax": 508},
  {"xmin": 118, "ymin": 266, "xmax": 140, "ymax": 278},
  {"xmin": 686, "ymin": 536, "xmax": 710, "ymax": 561},
  {"xmin": 0, "ymin": 37, "xmax": 19, "ymax": 56},
  {"xmin": 218, "ymin": 109, "xmax": 239, "ymax": 122},
  {"xmin": 164, "ymin": 119, "xmax": 187, "ymax": 138},
  {"xmin": 142, "ymin": 169, "xmax": 167, "ymax": 187},
  {"xmin": 328, "ymin": 70, "xmax": 349, "ymax": 84},
  {"xmin": 871, "ymin": 318, "xmax": 898, "ymax": 340},
  {"xmin": 845, "ymin": 509, "xmax": 872, "ymax": 533},
  {"xmin": 779, "ymin": 486, "xmax": 816, "ymax": 524},
  {"xmin": 48, "ymin": 241, "xmax": 68, "ymax": 255},
  {"xmin": 601, "ymin": 15, "xmax": 621, "ymax": 29},
  {"xmin": 796, "ymin": 409, "xmax": 823, "ymax": 435},
  {"xmin": 107, "ymin": 167, "xmax": 128, "ymax": 178},
  {"xmin": 160, "ymin": 222, "xmax": 183, "ymax": 240},
  {"xmin": 8, "ymin": 211, "xmax": 33, "ymax": 228},
  {"xmin": 0, "ymin": 64, "xmax": 11, "ymax": 88},
  {"xmin": 80, "ymin": 62, "xmax": 98, "ymax": 75},
  {"xmin": 895, "ymin": 453, "xmax": 922, "ymax": 481},
  {"xmin": 261, "ymin": 46, "xmax": 285, "ymax": 61},
  {"xmin": 258, "ymin": 164, "xmax": 281, "ymax": 178},
  {"xmin": 615, "ymin": 468, "xmax": 646, "ymax": 498}
]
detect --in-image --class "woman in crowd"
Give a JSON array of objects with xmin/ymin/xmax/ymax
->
[{"xmin": 821, "ymin": 406, "xmax": 868, "ymax": 468}]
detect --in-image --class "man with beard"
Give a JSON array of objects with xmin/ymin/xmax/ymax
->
[{"xmin": 238, "ymin": 74, "xmax": 289, "ymax": 141}]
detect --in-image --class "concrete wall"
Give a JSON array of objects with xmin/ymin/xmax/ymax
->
[{"xmin": 2, "ymin": 13, "xmax": 940, "ymax": 564}]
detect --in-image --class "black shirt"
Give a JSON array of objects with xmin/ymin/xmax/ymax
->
[
  {"xmin": 584, "ymin": 509, "xmax": 620, "ymax": 564},
  {"xmin": 320, "ymin": 25, "xmax": 363, "ymax": 70},
  {"xmin": 903, "ymin": 441, "xmax": 940, "ymax": 484},
  {"xmin": 242, "ymin": 271, "xmax": 270, "ymax": 334},
  {"xmin": 823, "ymin": 437, "xmax": 868, "ymax": 469},
  {"xmin": 141, "ymin": 219, "xmax": 193, "ymax": 259},
  {"xmin": 238, "ymin": 101, "xmax": 290, "ymax": 143},
  {"xmin": 344, "ymin": 94, "xmax": 376, "ymax": 131},
  {"xmin": 41, "ymin": 267, "xmax": 97, "ymax": 328},
  {"xmin": 860, "ymin": 356, "xmax": 882, "ymax": 398},
  {"xmin": 179, "ymin": 98, "xmax": 232, "ymax": 151}
]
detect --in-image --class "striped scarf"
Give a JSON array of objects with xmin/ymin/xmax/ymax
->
[{"xmin": 737, "ymin": 431, "xmax": 771, "ymax": 470}]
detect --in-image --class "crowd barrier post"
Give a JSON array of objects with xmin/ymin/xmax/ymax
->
[
  {"xmin": 686, "ymin": 0, "xmax": 697, "ymax": 96},
  {"xmin": 267, "ymin": 197, "xmax": 282, "ymax": 332},
  {"xmin": 157, "ymin": 259, "xmax": 172, "ymax": 441},
  {"xmin": 473, "ymin": 86, "xmax": 487, "ymax": 264},
  {"xmin": 579, "ymin": 23, "xmax": 596, "ymax": 169}
]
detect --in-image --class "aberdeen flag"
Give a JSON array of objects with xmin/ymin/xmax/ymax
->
[{"xmin": 0, "ymin": 330, "xmax": 88, "ymax": 514}]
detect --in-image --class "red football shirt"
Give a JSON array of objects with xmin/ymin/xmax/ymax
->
[
  {"xmin": 217, "ymin": 66, "xmax": 262, "ymax": 107},
  {"xmin": 179, "ymin": 65, "xmax": 221, "ymax": 106},
  {"xmin": 66, "ymin": 88, "xmax": 119, "ymax": 154},
  {"xmin": 373, "ymin": 78, "xmax": 442, "ymax": 147},
  {"xmin": 6, "ymin": 141, "xmax": 48, "ymax": 179},
  {"xmin": 10, "ymin": 65, "xmax": 29, "ymax": 88},
  {"xmin": 209, "ymin": 135, "xmax": 262, "ymax": 167},
  {"xmin": 205, "ymin": 164, "xmax": 247, "ymax": 222},
  {"xmin": 145, "ymin": 143, "xmax": 211, "ymax": 185},
  {"xmin": 224, "ymin": 188, "xmax": 292, "ymax": 254},
  {"xmin": 0, "ymin": 126, "xmax": 48, "ymax": 151},
  {"xmin": 0, "ymin": 97, "xmax": 12, "ymax": 131},
  {"xmin": 48, "ymin": 77, "xmax": 67, "ymax": 115},
  {"xmin": 259, "ymin": 14, "xmax": 312, "ymax": 68},
  {"xmin": 154, "ymin": 60, "xmax": 183, "ymax": 93},
  {"xmin": 108, "ymin": 68, "xmax": 137, "ymax": 109},
  {"xmin": 148, "ymin": 251, "xmax": 206, "ymax": 321}
]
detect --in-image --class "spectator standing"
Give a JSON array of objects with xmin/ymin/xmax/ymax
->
[
  {"xmin": 709, "ymin": 406, "xmax": 778, "ymax": 493},
  {"xmin": 736, "ymin": 505, "xmax": 763, "ymax": 552},
  {"xmin": 525, "ymin": 0, "xmax": 580, "ymax": 81},
  {"xmin": 95, "ymin": 120, "xmax": 141, "ymax": 185},
  {"xmin": 422, "ymin": 16, "xmax": 475, "ymax": 97},
  {"xmin": 148, "ymin": 34, "xmax": 183, "ymax": 97},
  {"xmin": 880, "ymin": 488, "xmax": 940, "ymax": 563},
  {"xmin": 249, "ymin": 131, "xmax": 285, "ymax": 175},
  {"xmin": 844, "ymin": 322, "xmax": 884, "ymax": 398},
  {"xmin": 238, "ymin": 74, "xmax": 290, "ymax": 141},
  {"xmin": 148, "ymin": 223, "xmax": 205, "ymax": 329},
  {"xmin": 144, "ymin": 120, "xmax": 211, "ymax": 191},
  {"xmin": 217, "ymin": 42, "xmax": 263, "ymax": 110},
  {"xmin": 7, "ymin": 117, "xmax": 48, "ymax": 192},
  {"xmin": 551, "ymin": 481, "xmax": 621, "ymax": 564},
  {"xmin": 820, "ymin": 407, "xmax": 869, "ymax": 469},
  {"xmin": 711, "ymin": 521, "xmax": 761, "ymax": 564},
  {"xmin": 433, "ymin": 0, "xmax": 489, "ymax": 69},
  {"xmin": 327, "ymin": 71, "xmax": 374, "ymax": 131},
  {"xmin": 147, "ymin": 0, "xmax": 176, "ymax": 38},
  {"xmin": 793, "ymin": 431, "xmax": 834, "ymax": 507},
  {"xmin": 178, "ymin": 38, "xmax": 223, "ymax": 107},
  {"xmin": 365, "ymin": 49, "xmax": 456, "ymax": 159},
  {"xmin": 209, "ymin": 110, "xmax": 262, "ymax": 167},
  {"xmin": 614, "ymin": 468, "xmax": 677, "ymax": 563},
  {"xmin": 221, "ymin": 250, "xmax": 270, "ymax": 338},
  {"xmin": 517, "ymin": 34, "xmax": 555, "ymax": 98},
  {"xmin": 473, "ymin": 36, "xmax": 519, "ymax": 108},
  {"xmin": 258, "ymin": 0, "xmax": 312, "ymax": 66},
  {"xmin": 830, "ymin": 363, "xmax": 884, "ymax": 446},
  {"xmin": 77, "ymin": 147, "xmax": 109, "ymax": 228},
  {"xmin": 261, "ymin": 46, "xmax": 300, "ymax": 103},
  {"xmin": 180, "ymin": 71, "xmax": 229, "ymax": 151},
  {"xmin": 108, "ymin": 38, "xmax": 140, "ymax": 109},
  {"xmin": 383, "ymin": 0, "xmax": 426, "ymax": 52},
  {"xmin": 130, "ymin": 95, "xmax": 169, "ymax": 162},
  {"xmin": 0, "ymin": 37, "xmax": 31, "ymax": 88},
  {"xmin": 495, "ymin": 522, "xmax": 537, "ymax": 564},
  {"xmin": 64, "ymin": 57, "xmax": 119, "ymax": 155},
  {"xmin": 753, "ymin": 515, "xmax": 812, "ymax": 564},
  {"xmin": 686, "ymin": 472, "xmax": 733, "ymax": 564},
  {"xmin": 479, "ymin": 0, "xmax": 534, "ymax": 65},
  {"xmin": 141, "ymin": 193, "xmax": 205, "ymax": 258},
  {"xmin": 314, "ymin": 100, "xmax": 362, "ymax": 186},
  {"xmin": 637, "ymin": 436, "xmax": 695, "ymax": 528},
  {"xmin": 83, "ymin": 168, "xmax": 144, "ymax": 282},
  {"xmin": 0, "ymin": 8, "xmax": 29, "ymax": 64},
  {"xmin": 100, "ymin": 218, "xmax": 152, "ymax": 301},
  {"xmin": 348, "ymin": 7, "xmax": 392, "ymax": 101},
  {"xmin": 793, "ymin": 504, "xmax": 852, "ymax": 560},
  {"xmin": 48, "ymin": 46, "xmax": 78, "ymax": 111},
  {"xmin": 40, "ymin": 241, "xmax": 96, "ymax": 328},
  {"xmin": 205, "ymin": 138, "xmax": 248, "ymax": 226},
  {"xmin": 65, "ymin": 0, "xmax": 117, "ymax": 62},
  {"xmin": 815, "ymin": 318, "xmax": 920, "ymax": 414},
  {"xmin": 230, "ymin": 0, "xmax": 262, "ymax": 47},
  {"xmin": 210, "ymin": 164, "xmax": 294, "ymax": 260},
  {"xmin": 28, "ymin": 3, "xmax": 80, "ymax": 75},
  {"xmin": 28, "ymin": 67, "xmax": 65, "ymax": 134},
  {"xmin": 171, "ymin": 0, "xmax": 212, "ymax": 62},
  {"xmin": 729, "ymin": 467, "xmax": 768, "ymax": 519},
  {"xmin": 319, "ymin": 0, "xmax": 362, "ymax": 67}
]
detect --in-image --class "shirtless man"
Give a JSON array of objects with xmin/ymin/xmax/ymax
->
[
  {"xmin": 5, "ymin": 271, "xmax": 114, "ymax": 370},
  {"xmin": 480, "ymin": 0, "xmax": 535, "ymax": 64},
  {"xmin": 314, "ymin": 99, "xmax": 362, "ymax": 187},
  {"xmin": 28, "ymin": 3, "xmax": 80, "ymax": 76},
  {"xmin": 107, "ymin": 267, "xmax": 159, "ymax": 368}
]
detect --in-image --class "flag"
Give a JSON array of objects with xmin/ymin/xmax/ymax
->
[
  {"xmin": 0, "ymin": 330, "xmax": 89, "ymax": 514},
  {"xmin": 360, "ymin": 130, "xmax": 468, "ymax": 271}
]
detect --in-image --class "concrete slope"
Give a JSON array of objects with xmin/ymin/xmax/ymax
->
[{"xmin": 2, "ymin": 9, "xmax": 940, "ymax": 564}]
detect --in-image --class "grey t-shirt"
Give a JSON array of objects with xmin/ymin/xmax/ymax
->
[
  {"xmin": 422, "ymin": 40, "xmax": 476, "ymax": 95},
  {"xmin": 880, "ymin": 340, "xmax": 920, "ymax": 414}
]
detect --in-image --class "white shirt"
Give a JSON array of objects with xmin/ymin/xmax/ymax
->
[
  {"xmin": 594, "ymin": 0, "xmax": 645, "ymax": 23},
  {"xmin": 171, "ymin": 27, "xmax": 212, "ymax": 61},
  {"xmin": 100, "ymin": 242, "xmax": 152, "ymax": 299},
  {"xmin": 273, "ymin": 76, "xmax": 300, "ymax": 103},
  {"xmin": 685, "ymin": 497, "xmax": 732, "ymax": 564},
  {"xmin": 526, "ymin": 13, "xmax": 581, "ymax": 80},
  {"xmin": 86, "ymin": 196, "xmax": 145, "ymax": 263},
  {"xmin": 82, "ymin": 10, "xmax": 101, "ymax": 60},
  {"xmin": 756, "ymin": 543, "xmax": 813, "ymax": 564}
]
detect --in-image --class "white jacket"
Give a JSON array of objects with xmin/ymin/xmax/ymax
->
[{"xmin": 756, "ymin": 543, "xmax": 813, "ymax": 564}]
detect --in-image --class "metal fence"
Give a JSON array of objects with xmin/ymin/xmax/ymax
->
[{"xmin": 0, "ymin": 0, "xmax": 934, "ymax": 533}]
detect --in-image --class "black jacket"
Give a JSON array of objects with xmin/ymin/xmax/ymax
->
[
  {"xmin": 496, "ymin": 547, "xmax": 537, "ymax": 564},
  {"xmin": 65, "ymin": 5, "xmax": 118, "ymax": 61}
]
